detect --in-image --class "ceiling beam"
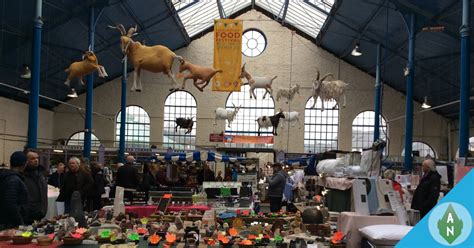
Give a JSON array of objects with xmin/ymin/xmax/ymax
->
[
  {"xmin": 281, "ymin": 0, "xmax": 290, "ymax": 24},
  {"xmin": 216, "ymin": 0, "xmax": 226, "ymax": 19}
]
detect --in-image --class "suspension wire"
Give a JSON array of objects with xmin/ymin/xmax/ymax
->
[{"xmin": 286, "ymin": 31, "xmax": 294, "ymax": 153}]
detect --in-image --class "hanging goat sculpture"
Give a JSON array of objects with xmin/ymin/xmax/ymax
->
[
  {"xmin": 240, "ymin": 63, "xmax": 277, "ymax": 99},
  {"xmin": 280, "ymin": 111, "xmax": 300, "ymax": 128},
  {"xmin": 178, "ymin": 60, "xmax": 222, "ymax": 91},
  {"xmin": 175, "ymin": 117, "xmax": 194, "ymax": 134},
  {"xmin": 64, "ymin": 51, "xmax": 108, "ymax": 86},
  {"xmin": 276, "ymin": 84, "xmax": 300, "ymax": 102},
  {"xmin": 109, "ymin": 24, "xmax": 184, "ymax": 92},
  {"xmin": 215, "ymin": 104, "xmax": 241, "ymax": 128},
  {"xmin": 311, "ymin": 70, "xmax": 348, "ymax": 111},
  {"xmin": 256, "ymin": 111, "xmax": 285, "ymax": 136}
]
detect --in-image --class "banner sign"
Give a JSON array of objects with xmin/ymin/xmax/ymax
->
[
  {"xmin": 209, "ymin": 133, "xmax": 224, "ymax": 142},
  {"xmin": 213, "ymin": 19, "xmax": 243, "ymax": 92},
  {"xmin": 223, "ymin": 135, "xmax": 273, "ymax": 144}
]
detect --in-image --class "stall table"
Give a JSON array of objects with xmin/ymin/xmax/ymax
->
[{"xmin": 337, "ymin": 212, "xmax": 399, "ymax": 248}]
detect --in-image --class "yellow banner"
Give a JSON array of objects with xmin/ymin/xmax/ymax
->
[{"xmin": 213, "ymin": 19, "xmax": 242, "ymax": 92}]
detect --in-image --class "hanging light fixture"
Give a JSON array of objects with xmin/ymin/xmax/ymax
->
[
  {"xmin": 351, "ymin": 43, "xmax": 362, "ymax": 56},
  {"xmin": 67, "ymin": 88, "xmax": 78, "ymax": 98},
  {"xmin": 20, "ymin": 64, "xmax": 31, "ymax": 79},
  {"xmin": 421, "ymin": 96, "xmax": 431, "ymax": 109}
]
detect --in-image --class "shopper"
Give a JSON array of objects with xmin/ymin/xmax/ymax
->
[
  {"xmin": 57, "ymin": 157, "xmax": 94, "ymax": 213},
  {"xmin": 48, "ymin": 163, "xmax": 65, "ymax": 188},
  {"xmin": 89, "ymin": 163, "xmax": 106, "ymax": 211},
  {"xmin": 216, "ymin": 171, "xmax": 223, "ymax": 181},
  {"xmin": 411, "ymin": 158, "xmax": 441, "ymax": 218},
  {"xmin": 268, "ymin": 163, "xmax": 289, "ymax": 212},
  {"xmin": 197, "ymin": 162, "xmax": 215, "ymax": 184},
  {"xmin": 116, "ymin": 155, "xmax": 140, "ymax": 190},
  {"xmin": 0, "ymin": 151, "xmax": 29, "ymax": 230},
  {"xmin": 23, "ymin": 149, "xmax": 47, "ymax": 224},
  {"xmin": 383, "ymin": 169, "xmax": 404, "ymax": 203},
  {"xmin": 140, "ymin": 163, "xmax": 159, "ymax": 194}
]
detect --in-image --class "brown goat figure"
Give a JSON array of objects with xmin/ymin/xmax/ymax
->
[
  {"xmin": 64, "ymin": 51, "xmax": 108, "ymax": 86},
  {"xmin": 109, "ymin": 24, "xmax": 184, "ymax": 92},
  {"xmin": 178, "ymin": 60, "xmax": 222, "ymax": 92}
]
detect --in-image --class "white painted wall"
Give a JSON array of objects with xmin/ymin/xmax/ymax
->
[
  {"xmin": 52, "ymin": 10, "xmax": 450, "ymax": 159},
  {"xmin": 0, "ymin": 97, "xmax": 54, "ymax": 164}
]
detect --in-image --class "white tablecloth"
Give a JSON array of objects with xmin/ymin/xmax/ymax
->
[{"xmin": 46, "ymin": 190, "xmax": 60, "ymax": 219}]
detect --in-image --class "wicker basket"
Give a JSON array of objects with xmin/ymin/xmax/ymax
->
[
  {"xmin": 62, "ymin": 237, "xmax": 83, "ymax": 246},
  {"xmin": 0, "ymin": 235, "xmax": 12, "ymax": 242},
  {"xmin": 37, "ymin": 236, "xmax": 53, "ymax": 246},
  {"xmin": 11, "ymin": 236, "xmax": 33, "ymax": 245}
]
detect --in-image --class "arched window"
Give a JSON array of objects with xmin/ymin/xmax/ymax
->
[
  {"xmin": 115, "ymin": 106, "xmax": 150, "ymax": 148},
  {"xmin": 67, "ymin": 131, "xmax": 100, "ymax": 147},
  {"xmin": 225, "ymin": 84, "xmax": 275, "ymax": 148},
  {"xmin": 163, "ymin": 91, "xmax": 197, "ymax": 151},
  {"xmin": 352, "ymin": 111, "xmax": 388, "ymax": 151},
  {"xmin": 304, "ymin": 97, "xmax": 339, "ymax": 153},
  {"xmin": 402, "ymin": 141, "xmax": 437, "ymax": 158}
]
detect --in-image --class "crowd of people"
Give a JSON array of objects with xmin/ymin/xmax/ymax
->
[
  {"xmin": 0, "ymin": 151, "xmax": 235, "ymax": 230},
  {"xmin": 0, "ymin": 148, "xmax": 442, "ymax": 231}
]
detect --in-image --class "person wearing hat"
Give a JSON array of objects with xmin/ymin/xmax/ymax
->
[
  {"xmin": 268, "ymin": 163, "xmax": 289, "ymax": 212},
  {"xmin": 0, "ymin": 151, "xmax": 29, "ymax": 230}
]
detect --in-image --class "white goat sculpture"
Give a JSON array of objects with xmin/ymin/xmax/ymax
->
[
  {"xmin": 280, "ymin": 111, "xmax": 300, "ymax": 127},
  {"xmin": 276, "ymin": 84, "xmax": 300, "ymax": 102},
  {"xmin": 214, "ymin": 104, "xmax": 241, "ymax": 128},
  {"xmin": 109, "ymin": 24, "xmax": 183, "ymax": 92},
  {"xmin": 311, "ymin": 70, "xmax": 348, "ymax": 111},
  {"xmin": 240, "ymin": 63, "xmax": 277, "ymax": 99}
]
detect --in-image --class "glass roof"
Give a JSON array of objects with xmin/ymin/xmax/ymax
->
[{"xmin": 173, "ymin": 0, "xmax": 334, "ymax": 39}]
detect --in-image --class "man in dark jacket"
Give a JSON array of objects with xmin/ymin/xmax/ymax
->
[
  {"xmin": 411, "ymin": 159, "xmax": 441, "ymax": 218},
  {"xmin": 48, "ymin": 163, "xmax": 65, "ymax": 188},
  {"xmin": 197, "ymin": 162, "xmax": 215, "ymax": 184},
  {"xmin": 23, "ymin": 149, "xmax": 47, "ymax": 224},
  {"xmin": 116, "ymin": 155, "xmax": 140, "ymax": 189},
  {"xmin": 0, "ymin": 151, "xmax": 29, "ymax": 230},
  {"xmin": 57, "ymin": 157, "xmax": 94, "ymax": 213},
  {"xmin": 268, "ymin": 163, "xmax": 289, "ymax": 212}
]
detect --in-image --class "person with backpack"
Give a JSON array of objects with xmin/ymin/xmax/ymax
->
[
  {"xmin": 0, "ymin": 151, "xmax": 29, "ymax": 230},
  {"xmin": 268, "ymin": 163, "xmax": 289, "ymax": 212}
]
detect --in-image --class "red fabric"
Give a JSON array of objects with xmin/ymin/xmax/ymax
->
[
  {"xmin": 0, "ymin": 241, "xmax": 61, "ymax": 247},
  {"xmin": 125, "ymin": 205, "xmax": 157, "ymax": 217},
  {"xmin": 166, "ymin": 205, "xmax": 211, "ymax": 212},
  {"xmin": 392, "ymin": 181, "xmax": 404, "ymax": 203},
  {"xmin": 125, "ymin": 204, "xmax": 211, "ymax": 217}
]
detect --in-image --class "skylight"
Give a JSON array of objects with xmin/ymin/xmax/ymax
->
[{"xmin": 174, "ymin": 0, "xmax": 334, "ymax": 39}]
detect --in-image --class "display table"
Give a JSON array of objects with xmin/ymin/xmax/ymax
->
[
  {"xmin": 124, "ymin": 205, "xmax": 156, "ymax": 217},
  {"xmin": 166, "ymin": 204, "xmax": 211, "ymax": 212},
  {"xmin": 337, "ymin": 212, "xmax": 399, "ymax": 248},
  {"xmin": 124, "ymin": 205, "xmax": 211, "ymax": 217},
  {"xmin": 0, "ymin": 241, "xmax": 61, "ymax": 248}
]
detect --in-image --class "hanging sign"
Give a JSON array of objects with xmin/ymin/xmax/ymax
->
[
  {"xmin": 213, "ymin": 19, "xmax": 243, "ymax": 91},
  {"xmin": 223, "ymin": 135, "xmax": 273, "ymax": 144},
  {"xmin": 209, "ymin": 133, "xmax": 224, "ymax": 142}
]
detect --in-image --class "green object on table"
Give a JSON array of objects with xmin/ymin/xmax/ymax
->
[
  {"xmin": 21, "ymin": 231, "xmax": 33, "ymax": 238},
  {"xmin": 220, "ymin": 187, "xmax": 231, "ymax": 197},
  {"xmin": 128, "ymin": 233, "xmax": 139, "ymax": 241},
  {"xmin": 140, "ymin": 217, "xmax": 149, "ymax": 225},
  {"xmin": 274, "ymin": 235, "xmax": 283, "ymax": 242},
  {"xmin": 100, "ymin": 230, "xmax": 111, "ymax": 238}
]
